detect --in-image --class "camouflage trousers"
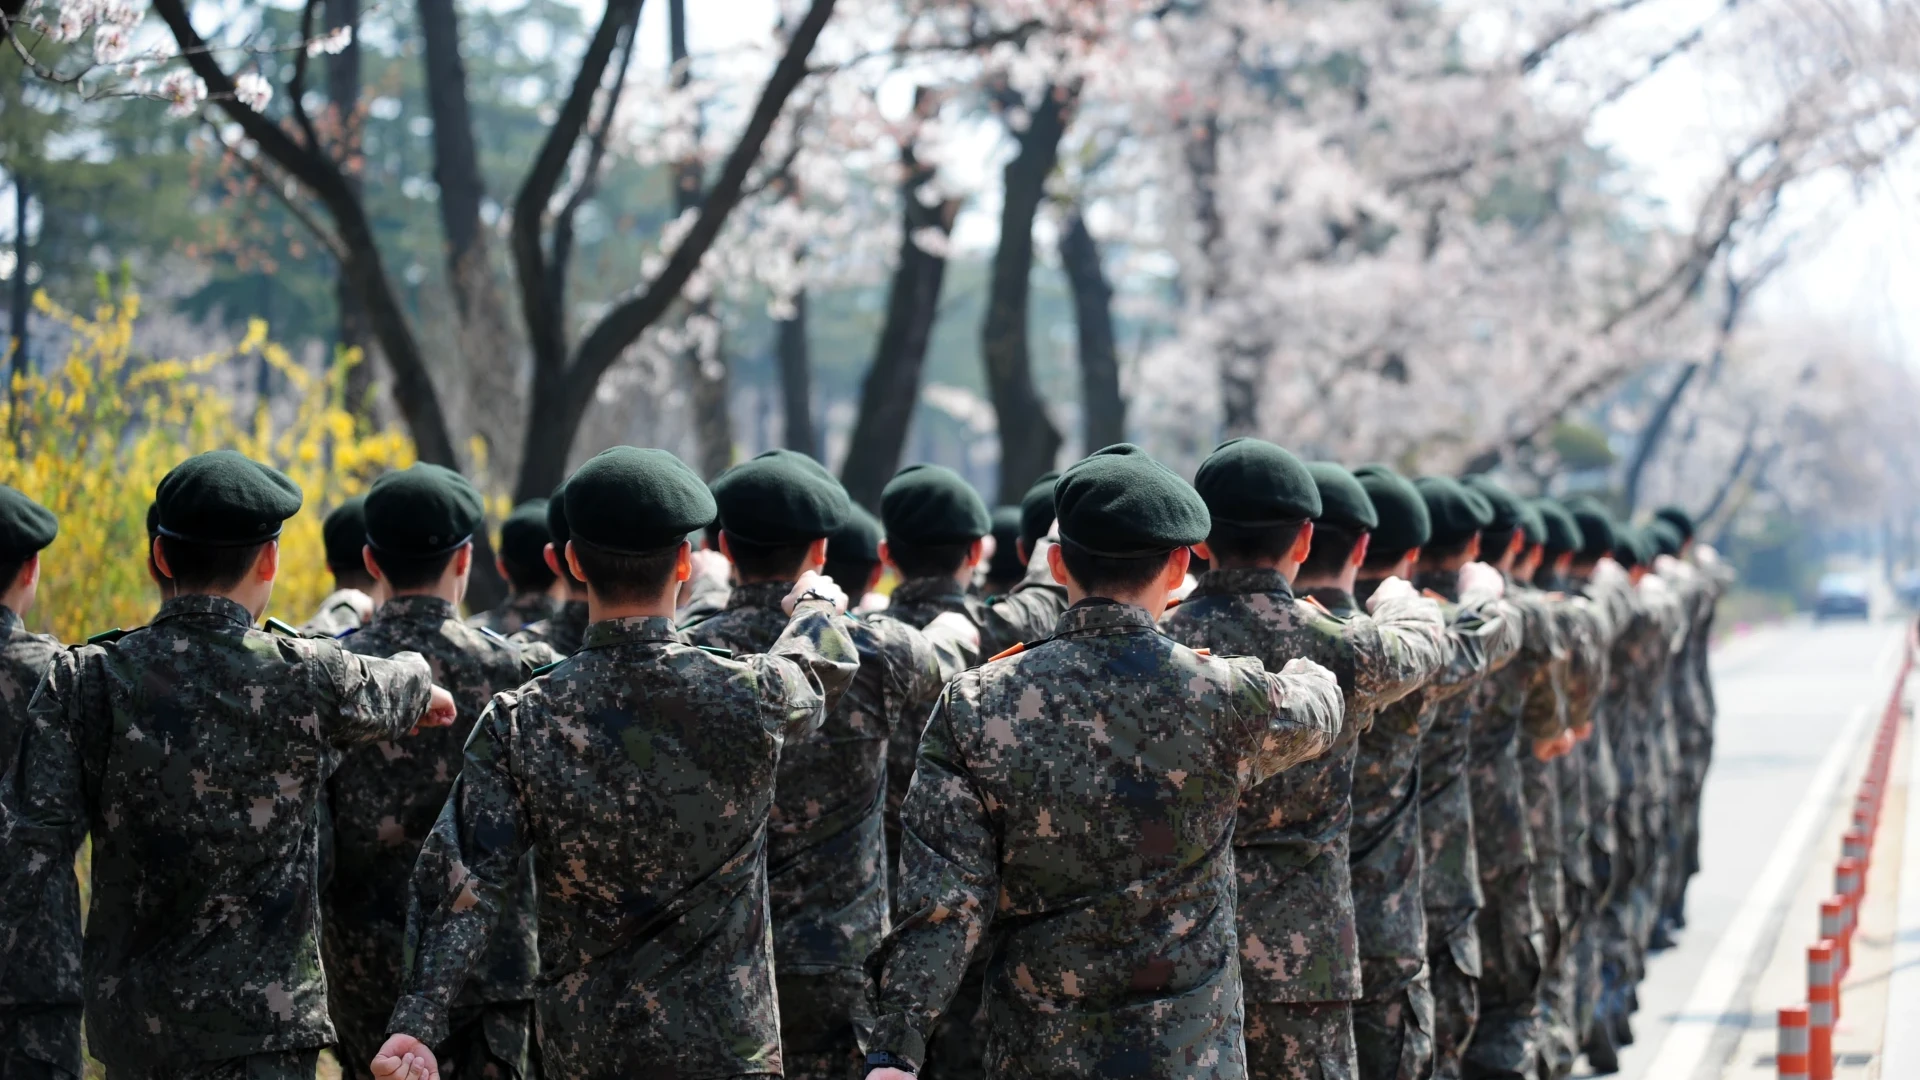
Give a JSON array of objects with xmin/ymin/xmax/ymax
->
[
  {"xmin": 1245, "ymin": 999, "xmax": 1358, "ymax": 1080},
  {"xmin": 332, "ymin": 997, "xmax": 534, "ymax": 1080},
  {"xmin": 1535, "ymin": 894, "xmax": 1584, "ymax": 1080},
  {"xmin": 1427, "ymin": 917, "xmax": 1481, "ymax": 1080},
  {"xmin": 777, "ymin": 968, "xmax": 865, "ymax": 1080},
  {"xmin": 1352, "ymin": 973, "xmax": 1433, "ymax": 1080},
  {"xmin": 1462, "ymin": 865, "xmax": 1544, "ymax": 1080},
  {"xmin": 124, "ymin": 1048, "xmax": 323, "ymax": 1080},
  {"xmin": 0, "ymin": 1003, "xmax": 82, "ymax": 1080}
]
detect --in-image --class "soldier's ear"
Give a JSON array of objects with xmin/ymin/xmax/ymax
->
[
  {"xmin": 1192, "ymin": 541, "xmax": 1214, "ymax": 562},
  {"xmin": 674, "ymin": 540, "xmax": 694, "ymax": 583},
  {"xmin": 1349, "ymin": 532, "xmax": 1371, "ymax": 569},
  {"xmin": 256, "ymin": 541, "xmax": 280, "ymax": 583},
  {"xmin": 543, "ymin": 542, "xmax": 563, "ymax": 578},
  {"xmin": 362, "ymin": 544, "xmax": 383, "ymax": 583}
]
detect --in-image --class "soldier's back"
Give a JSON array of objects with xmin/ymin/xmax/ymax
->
[{"xmin": 0, "ymin": 608, "xmax": 75, "ymax": 1035}]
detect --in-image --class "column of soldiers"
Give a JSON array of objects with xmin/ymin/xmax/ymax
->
[{"xmin": 0, "ymin": 434, "xmax": 1726, "ymax": 1080}]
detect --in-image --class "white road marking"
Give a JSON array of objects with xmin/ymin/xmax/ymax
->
[{"xmin": 1639, "ymin": 628, "xmax": 1905, "ymax": 1080}]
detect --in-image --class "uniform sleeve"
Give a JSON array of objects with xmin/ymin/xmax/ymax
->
[
  {"xmin": 1350, "ymin": 593, "xmax": 1448, "ymax": 720},
  {"xmin": 312, "ymin": 643, "xmax": 435, "ymax": 749},
  {"xmin": 1520, "ymin": 617, "xmax": 1572, "ymax": 742},
  {"xmin": 1227, "ymin": 655, "xmax": 1345, "ymax": 789},
  {"xmin": 874, "ymin": 617, "xmax": 951, "ymax": 730},
  {"xmin": 1561, "ymin": 607, "xmax": 1608, "ymax": 731},
  {"xmin": 754, "ymin": 600, "xmax": 861, "ymax": 740},
  {"xmin": 387, "ymin": 696, "xmax": 531, "ymax": 1046},
  {"xmin": 978, "ymin": 585, "xmax": 1068, "ymax": 657},
  {"xmin": 863, "ymin": 684, "xmax": 1000, "ymax": 1071},
  {"xmin": 0, "ymin": 653, "xmax": 90, "ymax": 980}
]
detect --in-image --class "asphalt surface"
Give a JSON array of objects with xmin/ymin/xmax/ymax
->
[{"xmin": 1576, "ymin": 614, "xmax": 1908, "ymax": 1079}]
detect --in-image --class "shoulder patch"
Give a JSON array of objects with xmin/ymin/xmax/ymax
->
[
  {"xmin": 1422, "ymin": 589, "xmax": 1449, "ymax": 603},
  {"xmin": 694, "ymin": 644, "xmax": 735, "ymax": 659},
  {"xmin": 266, "ymin": 617, "xmax": 306, "ymax": 638},
  {"xmin": 1162, "ymin": 596, "xmax": 1182, "ymax": 611},
  {"xmin": 986, "ymin": 642, "xmax": 1027, "ymax": 664},
  {"xmin": 477, "ymin": 625, "xmax": 511, "ymax": 645},
  {"xmin": 528, "ymin": 660, "xmax": 563, "ymax": 678},
  {"xmin": 86, "ymin": 628, "xmax": 128, "ymax": 645},
  {"xmin": 1191, "ymin": 647, "xmax": 1211, "ymax": 657},
  {"xmin": 333, "ymin": 626, "xmax": 359, "ymax": 640},
  {"xmin": 1299, "ymin": 594, "xmax": 1332, "ymax": 615}
]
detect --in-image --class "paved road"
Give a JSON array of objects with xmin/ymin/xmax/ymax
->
[{"xmin": 1576, "ymin": 614, "xmax": 1908, "ymax": 1079}]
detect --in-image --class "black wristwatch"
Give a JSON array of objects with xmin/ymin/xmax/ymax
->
[
  {"xmin": 795, "ymin": 589, "xmax": 836, "ymax": 607},
  {"xmin": 865, "ymin": 1050, "xmax": 916, "ymax": 1075}
]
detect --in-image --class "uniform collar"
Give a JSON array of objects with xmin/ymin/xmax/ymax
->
[
  {"xmin": 1303, "ymin": 586, "xmax": 1359, "ymax": 617},
  {"xmin": 1191, "ymin": 567, "xmax": 1295, "ymax": 599},
  {"xmin": 1412, "ymin": 570, "xmax": 1461, "ymax": 603},
  {"xmin": 0, "ymin": 606, "xmax": 20, "ymax": 636},
  {"xmin": 580, "ymin": 615, "xmax": 687, "ymax": 651},
  {"xmin": 890, "ymin": 576, "xmax": 970, "ymax": 607},
  {"xmin": 156, "ymin": 594, "xmax": 255, "ymax": 629},
  {"xmin": 376, "ymin": 594, "xmax": 457, "ymax": 624},
  {"xmin": 1053, "ymin": 598, "xmax": 1158, "ymax": 637},
  {"xmin": 724, "ymin": 581, "xmax": 794, "ymax": 612}
]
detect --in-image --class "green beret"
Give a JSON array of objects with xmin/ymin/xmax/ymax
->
[
  {"xmin": 711, "ymin": 450, "xmax": 850, "ymax": 545},
  {"xmin": 1352, "ymin": 464, "xmax": 1430, "ymax": 554},
  {"xmin": 1653, "ymin": 505, "xmax": 1696, "ymax": 541},
  {"xmin": 156, "ymin": 450, "xmax": 303, "ymax": 547},
  {"xmin": 1563, "ymin": 498, "xmax": 1617, "ymax": 560},
  {"xmin": 1019, "ymin": 471, "xmax": 1061, "ymax": 552},
  {"xmin": 1612, "ymin": 525, "xmax": 1652, "ymax": 569},
  {"xmin": 1462, "ymin": 475, "xmax": 1524, "ymax": 532},
  {"xmin": 321, "ymin": 497, "xmax": 367, "ymax": 570},
  {"xmin": 563, "ymin": 447, "xmax": 716, "ymax": 555},
  {"xmin": 546, "ymin": 484, "xmax": 571, "ymax": 547},
  {"xmin": 1516, "ymin": 502, "xmax": 1547, "ymax": 547},
  {"xmin": 988, "ymin": 505, "xmax": 1025, "ymax": 581},
  {"xmin": 0, "ymin": 486, "xmax": 56, "ymax": 562},
  {"xmin": 1055, "ymin": 444, "xmax": 1210, "ymax": 557},
  {"xmin": 1532, "ymin": 499, "xmax": 1585, "ymax": 555},
  {"xmin": 1194, "ymin": 438, "xmax": 1322, "ymax": 529},
  {"xmin": 881, "ymin": 465, "xmax": 991, "ymax": 545},
  {"xmin": 1416, "ymin": 476, "xmax": 1493, "ymax": 548},
  {"xmin": 498, "ymin": 499, "xmax": 552, "ymax": 571},
  {"xmin": 826, "ymin": 504, "xmax": 884, "ymax": 566},
  {"xmin": 365, "ymin": 464, "xmax": 484, "ymax": 559},
  {"xmin": 1647, "ymin": 518, "xmax": 1685, "ymax": 558},
  {"xmin": 1307, "ymin": 462, "xmax": 1378, "ymax": 532}
]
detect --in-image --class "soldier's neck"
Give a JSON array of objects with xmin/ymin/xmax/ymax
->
[
  {"xmin": 587, "ymin": 587, "xmax": 679, "ymax": 623},
  {"xmin": 390, "ymin": 571, "xmax": 466, "ymax": 607},
  {"xmin": 1293, "ymin": 565, "xmax": 1355, "ymax": 594}
]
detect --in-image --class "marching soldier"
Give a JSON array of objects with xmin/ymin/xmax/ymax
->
[
  {"xmin": 509, "ymin": 487, "xmax": 590, "ymax": 658},
  {"xmin": 861, "ymin": 443, "xmax": 1345, "ymax": 1080},
  {"xmin": 1163, "ymin": 444, "xmax": 1448, "ymax": 1080},
  {"xmin": 375, "ymin": 446, "xmax": 860, "ymax": 1079},
  {"xmin": 304, "ymin": 496, "xmax": 380, "ymax": 635},
  {"xmin": 0, "ymin": 450, "xmax": 455, "ymax": 1079},
  {"xmin": 468, "ymin": 499, "xmax": 560, "ymax": 635}
]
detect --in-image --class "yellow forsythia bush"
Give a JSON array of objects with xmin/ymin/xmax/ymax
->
[{"xmin": 1, "ymin": 292, "xmax": 415, "ymax": 642}]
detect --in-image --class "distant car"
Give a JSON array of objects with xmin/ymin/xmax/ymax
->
[{"xmin": 1815, "ymin": 573, "xmax": 1871, "ymax": 620}]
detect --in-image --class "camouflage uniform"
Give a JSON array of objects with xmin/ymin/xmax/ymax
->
[
  {"xmin": 1162, "ymin": 570, "xmax": 1448, "ymax": 1080},
  {"xmin": 1652, "ymin": 554, "xmax": 1715, "ymax": 929},
  {"xmin": 1409, "ymin": 574, "xmax": 1523, "ymax": 1080},
  {"xmin": 1574, "ymin": 563, "xmax": 1640, "ymax": 1057},
  {"xmin": 0, "ymin": 595, "xmax": 434, "ymax": 1078},
  {"xmin": 0, "ymin": 607, "xmax": 77, "ymax": 1080},
  {"xmin": 302, "ymin": 587, "xmax": 375, "ymax": 637},
  {"xmin": 508, "ymin": 598, "xmax": 588, "ymax": 658},
  {"xmin": 1462, "ymin": 582, "xmax": 1566, "ymax": 1080},
  {"xmin": 388, "ymin": 604, "xmax": 858, "ymax": 1078},
  {"xmin": 863, "ymin": 599, "xmax": 1346, "ymax": 1079},
  {"xmin": 329, "ymin": 596, "xmax": 538, "ymax": 1080},
  {"xmin": 876, "ymin": 568, "xmax": 1066, "ymax": 1080},
  {"xmin": 1337, "ymin": 581, "xmax": 1521, "ymax": 1080},
  {"xmin": 466, "ymin": 594, "xmax": 556, "ymax": 638},
  {"xmin": 685, "ymin": 582, "xmax": 955, "ymax": 1080}
]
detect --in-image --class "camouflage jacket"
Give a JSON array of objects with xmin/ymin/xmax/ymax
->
[
  {"xmin": 1160, "ymin": 569, "xmax": 1446, "ymax": 1004},
  {"xmin": 0, "ymin": 594, "xmax": 433, "ymax": 1072},
  {"xmin": 863, "ymin": 599, "xmax": 1345, "ymax": 1077},
  {"xmin": 301, "ymin": 587, "xmax": 375, "ymax": 637},
  {"xmin": 509, "ymin": 598, "xmax": 589, "ymax": 658},
  {"xmin": 388, "ymin": 604, "xmax": 858, "ymax": 1078},
  {"xmin": 1544, "ymin": 588, "xmax": 1611, "ymax": 894},
  {"xmin": 1468, "ymin": 581, "xmax": 1568, "ymax": 879},
  {"xmin": 332, "ymin": 596, "xmax": 537, "ymax": 1009},
  {"xmin": 1573, "ymin": 566, "xmax": 1633, "ymax": 859},
  {"xmin": 675, "ymin": 571, "xmax": 733, "ymax": 629},
  {"xmin": 684, "ymin": 581, "xmax": 953, "ymax": 976},
  {"xmin": 1654, "ymin": 555, "xmax": 1714, "ymax": 760},
  {"xmin": 466, "ymin": 593, "xmax": 556, "ymax": 638},
  {"xmin": 0, "ymin": 606, "xmax": 70, "ymax": 1008},
  {"xmin": 1340, "ymin": 582, "xmax": 1520, "ymax": 997}
]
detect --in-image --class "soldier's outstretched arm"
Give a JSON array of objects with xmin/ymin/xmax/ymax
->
[
  {"xmin": 1230, "ymin": 655, "xmax": 1345, "ymax": 787},
  {"xmin": 864, "ymin": 687, "xmax": 1001, "ymax": 1073},
  {"xmin": 387, "ymin": 695, "xmax": 530, "ymax": 1050},
  {"xmin": 1354, "ymin": 581, "xmax": 1449, "ymax": 712},
  {"xmin": 0, "ymin": 653, "xmax": 91, "ymax": 980},
  {"xmin": 312, "ymin": 643, "xmax": 440, "ymax": 747},
  {"xmin": 756, "ymin": 596, "xmax": 862, "ymax": 740}
]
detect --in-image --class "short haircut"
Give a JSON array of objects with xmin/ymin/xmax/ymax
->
[
  {"xmin": 1480, "ymin": 528, "xmax": 1519, "ymax": 562},
  {"xmin": 1203, "ymin": 521, "xmax": 1307, "ymax": 568},
  {"xmin": 0, "ymin": 557, "xmax": 27, "ymax": 594},
  {"xmin": 1419, "ymin": 536, "xmax": 1476, "ymax": 564},
  {"xmin": 1361, "ymin": 545, "xmax": 1415, "ymax": 574},
  {"xmin": 1058, "ymin": 538, "xmax": 1176, "ymax": 596},
  {"xmin": 1298, "ymin": 522, "xmax": 1364, "ymax": 581},
  {"xmin": 886, "ymin": 538, "xmax": 973, "ymax": 580},
  {"xmin": 368, "ymin": 547, "xmax": 460, "ymax": 592},
  {"xmin": 824, "ymin": 557, "xmax": 880, "ymax": 595},
  {"xmin": 569, "ymin": 537, "xmax": 682, "ymax": 604},
  {"xmin": 723, "ymin": 531, "xmax": 815, "ymax": 583},
  {"xmin": 501, "ymin": 553, "xmax": 556, "ymax": 593},
  {"xmin": 158, "ymin": 537, "xmax": 268, "ymax": 593}
]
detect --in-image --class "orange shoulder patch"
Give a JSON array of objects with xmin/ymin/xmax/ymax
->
[
  {"xmin": 1163, "ymin": 595, "xmax": 1183, "ymax": 610},
  {"xmin": 1192, "ymin": 647, "xmax": 1211, "ymax": 657},
  {"xmin": 986, "ymin": 642, "xmax": 1027, "ymax": 663},
  {"xmin": 1299, "ymin": 594, "xmax": 1332, "ymax": 615}
]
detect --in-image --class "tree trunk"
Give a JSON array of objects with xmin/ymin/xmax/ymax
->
[
  {"xmin": 777, "ymin": 289, "xmax": 816, "ymax": 456},
  {"xmin": 670, "ymin": 0, "xmax": 734, "ymax": 479},
  {"xmin": 839, "ymin": 124, "xmax": 959, "ymax": 510},
  {"xmin": 1058, "ymin": 209, "xmax": 1122, "ymax": 451},
  {"xmin": 325, "ymin": 0, "xmax": 374, "ymax": 412},
  {"xmin": 8, "ymin": 178, "xmax": 27, "ymax": 387},
  {"xmin": 417, "ymin": 0, "xmax": 524, "ymax": 485},
  {"xmin": 981, "ymin": 85, "xmax": 1070, "ymax": 503},
  {"xmin": 1621, "ymin": 361, "xmax": 1698, "ymax": 514}
]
